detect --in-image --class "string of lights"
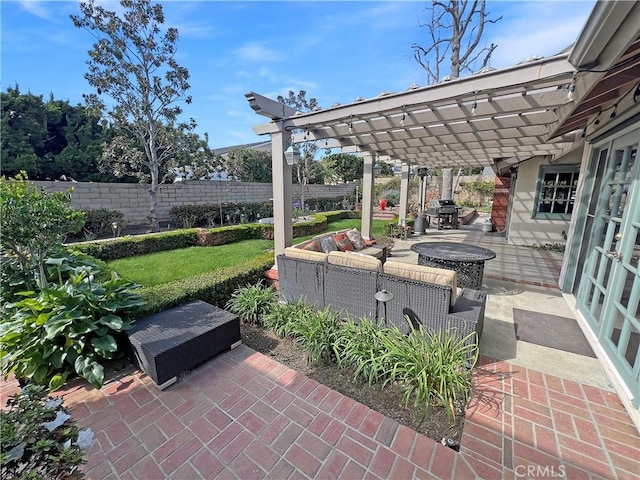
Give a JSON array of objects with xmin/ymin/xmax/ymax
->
[{"xmin": 580, "ymin": 80, "xmax": 640, "ymax": 138}]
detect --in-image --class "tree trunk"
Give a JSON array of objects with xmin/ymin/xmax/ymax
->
[
  {"xmin": 149, "ymin": 185, "xmax": 159, "ymax": 232},
  {"xmin": 148, "ymin": 135, "xmax": 160, "ymax": 232},
  {"xmin": 441, "ymin": 168, "xmax": 454, "ymax": 200}
]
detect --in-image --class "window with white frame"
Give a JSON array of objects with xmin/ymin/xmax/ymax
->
[{"xmin": 533, "ymin": 165, "xmax": 580, "ymax": 219}]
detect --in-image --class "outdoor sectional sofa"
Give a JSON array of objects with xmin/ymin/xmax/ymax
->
[{"xmin": 277, "ymin": 230, "xmax": 487, "ymax": 348}]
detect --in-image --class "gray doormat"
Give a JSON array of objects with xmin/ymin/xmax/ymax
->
[{"xmin": 513, "ymin": 308, "xmax": 596, "ymax": 358}]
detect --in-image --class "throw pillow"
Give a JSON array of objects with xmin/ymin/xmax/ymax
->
[
  {"xmin": 332, "ymin": 232, "xmax": 355, "ymax": 252},
  {"xmin": 301, "ymin": 240, "xmax": 321, "ymax": 252},
  {"xmin": 320, "ymin": 236, "xmax": 338, "ymax": 253},
  {"xmin": 346, "ymin": 229, "xmax": 366, "ymax": 250}
]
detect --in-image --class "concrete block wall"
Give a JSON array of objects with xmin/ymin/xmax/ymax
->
[{"xmin": 33, "ymin": 180, "xmax": 357, "ymax": 226}]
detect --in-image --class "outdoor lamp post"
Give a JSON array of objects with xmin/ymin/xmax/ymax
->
[
  {"xmin": 374, "ymin": 289, "xmax": 394, "ymax": 326},
  {"xmin": 373, "ymin": 162, "xmax": 382, "ymax": 176},
  {"xmin": 417, "ymin": 167, "xmax": 429, "ymax": 211},
  {"xmin": 284, "ymin": 144, "xmax": 300, "ymax": 166}
]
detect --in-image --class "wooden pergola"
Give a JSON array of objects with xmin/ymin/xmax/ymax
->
[{"xmin": 246, "ymin": 53, "xmax": 579, "ymax": 257}]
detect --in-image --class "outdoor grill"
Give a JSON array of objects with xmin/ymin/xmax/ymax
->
[{"xmin": 426, "ymin": 199, "xmax": 460, "ymax": 229}]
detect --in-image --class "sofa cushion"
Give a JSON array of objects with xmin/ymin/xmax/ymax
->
[
  {"xmin": 383, "ymin": 261, "xmax": 457, "ymax": 307},
  {"xmin": 346, "ymin": 229, "xmax": 366, "ymax": 250},
  {"xmin": 319, "ymin": 236, "xmax": 339, "ymax": 253},
  {"xmin": 284, "ymin": 247, "xmax": 328, "ymax": 262},
  {"xmin": 327, "ymin": 251, "xmax": 383, "ymax": 272},
  {"xmin": 359, "ymin": 246, "xmax": 385, "ymax": 259},
  {"xmin": 301, "ymin": 240, "xmax": 322, "ymax": 252},
  {"xmin": 333, "ymin": 232, "xmax": 355, "ymax": 252}
]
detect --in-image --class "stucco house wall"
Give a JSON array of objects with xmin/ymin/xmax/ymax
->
[{"xmin": 507, "ymin": 148, "xmax": 583, "ymax": 247}]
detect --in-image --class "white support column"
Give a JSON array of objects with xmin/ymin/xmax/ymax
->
[
  {"xmin": 271, "ymin": 129, "xmax": 293, "ymax": 258},
  {"xmin": 398, "ymin": 163, "xmax": 410, "ymax": 224},
  {"xmin": 360, "ymin": 151, "xmax": 374, "ymax": 239}
]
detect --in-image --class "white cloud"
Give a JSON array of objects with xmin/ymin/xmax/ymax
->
[
  {"xmin": 225, "ymin": 109, "xmax": 244, "ymax": 118},
  {"xmin": 234, "ymin": 42, "xmax": 283, "ymax": 63},
  {"xmin": 487, "ymin": 2, "xmax": 594, "ymax": 69},
  {"xmin": 19, "ymin": 0, "xmax": 53, "ymax": 20}
]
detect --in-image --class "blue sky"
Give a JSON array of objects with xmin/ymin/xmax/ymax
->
[{"xmin": 2, "ymin": 0, "xmax": 595, "ymax": 149}]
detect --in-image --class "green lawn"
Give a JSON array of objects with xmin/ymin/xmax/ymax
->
[
  {"xmin": 109, "ymin": 219, "xmax": 393, "ymax": 287},
  {"xmin": 108, "ymin": 239, "xmax": 274, "ymax": 287},
  {"xmin": 295, "ymin": 218, "xmax": 392, "ymax": 244}
]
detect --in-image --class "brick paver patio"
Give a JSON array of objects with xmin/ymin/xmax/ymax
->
[
  {"xmin": 2, "ymin": 344, "xmax": 637, "ymax": 479},
  {"xmin": 2, "ymin": 224, "xmax": 638, "ymax": 478}
]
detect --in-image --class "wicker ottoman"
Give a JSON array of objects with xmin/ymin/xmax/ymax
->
[{"xmin": 126, "ymin": 300, "xmax": 241, "ymax": 388}]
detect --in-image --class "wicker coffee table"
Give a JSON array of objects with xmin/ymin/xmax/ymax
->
[
  {"xmin": 411, "ymin": 241, "xmax": 496, "ymax": 289},
  {"xmin": 126, "ymin": 300, "xmax": 241, "ymax": 388}
]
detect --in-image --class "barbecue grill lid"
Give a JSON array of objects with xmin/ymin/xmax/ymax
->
[{"xmin": 429, "ymin": 199, "xmax": 457, "ymax": 207}]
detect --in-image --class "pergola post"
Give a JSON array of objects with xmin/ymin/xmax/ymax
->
[
  {"xmin": 271, "ymin": 129, "xmax": 293, "ymax": 257},
  {"xmin": 360, "ymin": 151, "xmax": 374, "ymax": 239},
  {"xmin": 398, "ymin": 162, "xmax": 410, "ymax": 224}
]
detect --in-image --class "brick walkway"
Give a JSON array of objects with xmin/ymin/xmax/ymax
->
[{"xmin": 2, "ymin": 346, "xmax": 637, "ymax": 479}]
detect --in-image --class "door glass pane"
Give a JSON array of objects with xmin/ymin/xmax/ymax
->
[
  {"xmin": 625, "ymin": 323, "xmax": 639, "ymax": 370},
  {"xmin": 608, "ymin": 145, "xmax": 636, "ymax": 218},
  {"xmin": 632, "ymin": 229, "xmax": 640, "ymax": 270}
]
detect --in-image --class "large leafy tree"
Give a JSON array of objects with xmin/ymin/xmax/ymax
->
[
  {"xmin": 412, "ymin": 0, "xmax": 500, "ymax": 199},
  {"xmin": 277, "ymin": 90, "xmax": 324, "ymax": 208},
  {"xmin": 322, "ymin": 153, "xmax": 363, "ymax": 183},
  {"xmin": 1, "ymin": 86, "xmax": 116, "ymax": 182},
  {"xmin": 71, "ymin": 0, "xmax": 198, "ymax": 231},
  {"xmin": 1, "ymin": 87, "xmax": 49, "ymax": 178},
  {"xmin": 224, "ymin": 147, "xmax": 272, "ymax": 183}
]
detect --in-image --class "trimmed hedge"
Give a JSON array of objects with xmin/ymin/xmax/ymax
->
[
  {"xmin": 133, "ymin": 252, "xmax": 275, "ymax": 317},
  {"xmin": 72, "ymin": 210, "xmax": 360, "ymax": 261},
  {"xmin": 73, "ymin": 229, "xmax": 201, "ymax": 260}
]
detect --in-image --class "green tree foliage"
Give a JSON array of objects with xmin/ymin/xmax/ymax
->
[
  {"xmin": 376, "ymin": 160, "xmax": 395, "ymax": 176},
  {"xmin": 1, "ymin": 86, "xmax": 114, "ymax": 182},
  {"xmin": 71, "ymin": 0, "xmax": 201, "ymax": 231},
  {"xmin": 224, "ymin": 147, "xmax": 273, "ymax": 183},
  {"xmin": 0, "ymin": 174, "xmax": 84, "ymax": 288},
  {"xmin": 277, "ymin": 90, "xmax": 324, "ymax": 185},
  {"xmin": 322, "ymin": 153, "xmax": 363, "ymax": 183}
]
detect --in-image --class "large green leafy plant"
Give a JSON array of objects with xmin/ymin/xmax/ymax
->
[
  {"xmin": 1, "ymin": 257, "xmax": 145, "ymax": 390},
  {"xmin": 1, "ymin": 385, "xmax": 94, "ymax": 480},
  {"xmin": 1, "ymin": 173, "xmax": 145, "ymax": 390}
]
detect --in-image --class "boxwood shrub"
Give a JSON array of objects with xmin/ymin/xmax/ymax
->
[
  {"xmin": 70, "ymin": 210, "xmax": 360, "ymax": 261},
  {"xmin": 72, "ymin": 229, "xmax": 200, "ymax": 260}
]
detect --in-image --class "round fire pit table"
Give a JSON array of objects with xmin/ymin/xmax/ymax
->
[{"xmin": 411, "ymin": 241, "xmax": 496, "ymax": 289}]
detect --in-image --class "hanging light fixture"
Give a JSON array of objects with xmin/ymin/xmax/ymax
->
[
  {"xmin": 471, "ymin": 91, "xmax": 479, "ymax": 116},
  {"xmin": 284, "ymin": 144, "xmax": 300, "ymax": 166},
  {"xmin": 593, "ymin": 112, "xmax": 601, "ymax": 125},
  {"xmin": 566, "ymin": 72, "xmax": 577, "ymax": 101},
  {"xmin": 373, "ymin": 153, "xmax": 382, "ymax": 176},
  {"xmin": 348, "ymin": 115, "xmax": 353, "ymax": 134},
  {"xmin": 400, "ymin": 105, "xmax": 407, "ymax": 127}
]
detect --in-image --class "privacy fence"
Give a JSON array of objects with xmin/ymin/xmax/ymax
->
[{"xmin": 33, "ymin": 180, "xmax": 357, "ymax": 227}]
